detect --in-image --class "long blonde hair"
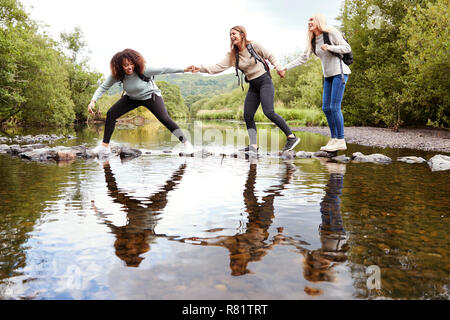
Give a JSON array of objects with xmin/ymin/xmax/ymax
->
[
  {"xmin": 306, "ymin": 13, "xmax": 340, "ymax": 53},
  {"xmin": 229, "ymin": 26, "xmax": 252, "ymax": 67}
]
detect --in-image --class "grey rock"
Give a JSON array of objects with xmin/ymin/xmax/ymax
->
[
  {"xmin": 20, "ymin": 148, "xmax": 54, "ymax": 161},
  {"xmin": 7, "ymin": 145, "xmax": 24, "ymax": 155},
  {"xmin": 295, "ymin": 151, "xmax": 314, "ymax": 158},
  {"xmin": 281, "ymin": 150, "xmax": 296, "ymax": 160},
  {"xmin": 332, "ymin": 155, "xmax": 351, "ymax": 163},
  {"xmin": 351, "ymin": 152, "xmax": 392, "ymax": 164},
  {"xmin": 22, "ymin": 144, "xmax": 47, "ymax": 150},
  {"xmin": 397, "ymin": 156, "xmax": 427, "ymax": 164},
  {"xmin": 118, "ymin": 147, "xmax": 142, "ymax": 159},
  {"xmin": 314, "ymin": 150, "xmax": 337, "ymax": 158},
  {"xmin": 179, "ymin": 152, "xmax": 194, "ymax": 157},
  {"xmin": 0, "ymin": 144, "xmax": 10, "ymax": 153},
  {"xmin": 427, "ymin": 155, "xmax": 450, "ymax": 171}
]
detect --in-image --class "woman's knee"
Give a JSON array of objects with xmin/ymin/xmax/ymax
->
[
  {"xmin": 106, "ymin": 109, "xmax": 117, "ymax": 121},
  {"xmin": 263, "ymin": 109, "xmax": 276, "ymax": 119}
]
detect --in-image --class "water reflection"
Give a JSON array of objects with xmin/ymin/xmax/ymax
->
[
  {"xmin": 303, "ymin": 160, "xmax": 349, "ymax": 284},
  {"xmin": 180, "ymin": 161, "xmax": 296, "ymax": 276},
  {"xmin": 92, "ymin": 161, "xmax": 186, "ymax": 267}
]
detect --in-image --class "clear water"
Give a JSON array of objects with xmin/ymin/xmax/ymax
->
[{"xmin": 0, "ymin": 120, "xmax": 448, "ymax": 299}]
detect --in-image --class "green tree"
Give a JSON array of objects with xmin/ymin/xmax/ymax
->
[
  {"xmin": 399, "ymin": 0, "xmax": 449, "ymax": 127},
  {"xmin": 0, "ymin": 0, "xmax": 31, "ymax": 123},
  {"xmin": 156, "ymin": 81, "xmax": 189, "ymax": 119},
  {"xmin": 338, "ymin": 0, "xmax": 447, "ymax": 128},
  {"xmin": 59, "ymin": 27, "xmax": 102, "ymax": 123}
]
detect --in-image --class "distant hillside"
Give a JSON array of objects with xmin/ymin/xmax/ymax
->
[{"xmin": 155, "ymin": 73, "xmax": 238, "ymax": 97}]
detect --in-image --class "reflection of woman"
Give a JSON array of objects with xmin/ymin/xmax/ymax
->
[
  {"xmin": 193, "ymin": 26, "xmax": 300, "ymax": 154},
  {"xmin": 302, "ymin": 161, "xmax": 348, "ymax": 284},
  {"xmin": 184, "ymin": 161, "xmax": 296, "ymax": 276},
  {"xmin": 92, "ymin": 162, "xmax": 186, "ymax": 267},
  {"xmin": 88, "ymin": 49, "xmax": 194, "ymax": 155},
  {"xmin": 281, "ymin": 14, "xmax": 351, "ymax": 152}
]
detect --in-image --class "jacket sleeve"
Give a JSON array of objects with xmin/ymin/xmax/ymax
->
[
  {"xmin": 92, "ymin": 74, "xmax": 117, "ymax": 102},
  {"xmin": 143, "ymin": 65, "xmax": 185, "ymax": 76},
  {"xmin": 199, "ymin": 53, "xmax": 232, "ymax": 74},
  {"xmin": 283, "ymin": 49, "xmax": 312, "ymax": 71},
  {"xmin": 327, "ymin": 31, "xmax": 351, "ymax": 55},
  {"xmin": 252, "ymin": 42, "xmax": 283, "ymax": 71}
]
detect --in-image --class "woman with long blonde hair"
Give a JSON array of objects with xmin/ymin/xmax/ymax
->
[
  {"xmin": 281, "ymin": 14, "xmax": 351, "ymax": 152},
  {"xmin": 193, "ymin": 26, "xmax": 300, "ymax": 154}
]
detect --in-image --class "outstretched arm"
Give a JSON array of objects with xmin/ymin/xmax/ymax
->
[
  {"xmin": 282, "ymin": 49, "xmax": 312, "ymax": 72},
  {"xmin": 88, "ymin": 74, "xmax": 118, "ymax": 114},
  {"xmin": 197, "ymin": 53, "xmax": 232, "ymax": 75},
  {"xmin": 143, "ymin": 64, "xmax": 186, "ymax": 77}
]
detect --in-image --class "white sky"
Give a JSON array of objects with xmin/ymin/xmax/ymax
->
[{"xmin": 20, "ymin": 0, "xmax": 344, "ymax": 76}]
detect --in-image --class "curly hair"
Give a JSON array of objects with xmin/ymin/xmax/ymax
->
[{"xmin": 110, "ymin": 49, "xmax": 146, "ymax": 81}]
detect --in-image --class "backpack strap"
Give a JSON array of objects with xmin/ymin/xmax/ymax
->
[
  {"xmin": 234, "ymin": 48, "xmax": 244, "ymax": 91},
  {"xmin": 323, "ymin": 32, "xmax": 345, "ymax": 84},
  {"xmin": 246, "ymin": 43, "xmax": 270, "ymax": 75}
]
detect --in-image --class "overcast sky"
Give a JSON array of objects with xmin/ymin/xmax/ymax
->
[{"xmin": 20, "ymin": 0, "xmax": 344, "ymax": 76}]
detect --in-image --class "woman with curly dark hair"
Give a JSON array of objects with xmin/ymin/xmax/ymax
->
[{"xmin": 88, "ymin": 49, "xmax": 194, "ymax": 155}]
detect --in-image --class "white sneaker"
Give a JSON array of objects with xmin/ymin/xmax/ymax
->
[
  {"xmin": 92, "ymin": 144, "xmax": 111, "ymax": 157},
  {"xmin": 323, "ymin": 139, "xmax": 347, "ymax": 152},
  {"xmin": 184, "ymin": 141, "xmax": 194, "ymax": 154},
  {"xmin": 320, "ymin": 138, "xmax": 337, "ymax": 151}
]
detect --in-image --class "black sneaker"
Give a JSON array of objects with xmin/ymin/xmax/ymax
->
[
  {"xmin": 239, "ymin": 145, "xmax": 259, "ymax": 153},
  {"xmin": 283, "ymin": 136, "xmax": 300, "ymax": 151}
]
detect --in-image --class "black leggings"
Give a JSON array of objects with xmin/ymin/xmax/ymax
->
[
  {"xmin": 244, "ymin": 72, "xmax": 292, "ymax": 145},
  {"xmin": 103, "ymin": 95, "xmax": 187, "ymax": 144}
]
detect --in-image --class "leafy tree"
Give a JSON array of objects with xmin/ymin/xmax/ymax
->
[
  {"xmin": 338, "ymin": 0, "xmax": 448, "ymax": 128},
  {"xmin": 399, "ymin": 0, "xmax": 449, "ymax": 127},
  {"xmin": 59, "ymin": 27, "xmax": 102, "ymax": 123}
]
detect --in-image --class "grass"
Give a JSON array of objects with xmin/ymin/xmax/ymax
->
[{"xmin": 195, "ymin": 106, "xmax": 327, "ymax": 126}]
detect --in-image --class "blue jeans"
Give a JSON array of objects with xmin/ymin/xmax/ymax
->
[{"xmin": 322, "ymin": 74, "xmax": 348, "ymax": 139}]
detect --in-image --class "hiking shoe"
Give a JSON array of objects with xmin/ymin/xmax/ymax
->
[
  {"xmin": 282, "ymin": 136, "xmax": 300, "ymax": 152},
  {"xmin": 320, "ymin": 138, "xmax": 337, "ymax": 151},
  {"xmin": 92, "ymin": 144, "xmax": 111, "ymax": 157},
  {"xmin": 323, "ymin": 139, "xmax": 347, "ymax": 152},
  {"xmin": 184, "ymin": 141, "xmax": 194, "ymax": 154},
  {"xmin": 240, "ymin": 145, "xmax": 259, "ymax": 154}
]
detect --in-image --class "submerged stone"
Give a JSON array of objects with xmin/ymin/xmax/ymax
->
[
  {"xmin": 314, "ymin": 150, "xmax": 337, "ymax": 158},
  {"xmin": 397, "ymin": 156, "xmax": 426, "ymax": 164},
  {"xmin": 118, "ymin": 147, "xmax": 142, "ymax": 159},
  {"xmin": 351, "ymin": 152, "xmax": 392, "ymax": 164},
  {"xmin": 281, "ymin": 150, "xmax": 296, "ymax": 160},
  {"xmin": 295, "ymin": 151, "xmax": 314, "ymax": 158},
  {"xmin": 332, "ymin": 155, "xmax": 351, "ymax": 163}
]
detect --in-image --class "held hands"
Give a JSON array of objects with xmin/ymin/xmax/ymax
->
[
  {"xmin": 277, "ymin": 68, "xmax": 287, "ymax": 79},
  {"xmin": 185, "ymin": 65, "xmax": 201, "ymax": 73}
]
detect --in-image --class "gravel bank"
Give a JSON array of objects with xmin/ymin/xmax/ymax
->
[{"xmin": 292, "ymin": 126, "xmax": 450, "ymax": 153}]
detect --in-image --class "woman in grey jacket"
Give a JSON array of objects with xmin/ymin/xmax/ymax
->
[
  {"xmin": 88, "ymin": 48, "xmax": 194, "ymax": 155},
  {"xmin": 281, "ymin": 14, "xmax": 351, "ymax": 152}
]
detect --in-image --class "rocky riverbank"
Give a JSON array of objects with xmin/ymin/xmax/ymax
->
[
  {"xmin": 1, "ymin": 133, "xmax": 449, "ymax": 171},
  {"xmin": 292, "ymin": 126, "xmax": 450, "ymax": 154}
]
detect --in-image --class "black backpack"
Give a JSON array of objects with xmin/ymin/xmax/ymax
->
[
  {"xmin": 234, "ymin": 43, "xmax": 271, "ymax": 91},
  {"xmin": 312, "ymin": 31, "xmax": 353, "ymax": 83}
]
